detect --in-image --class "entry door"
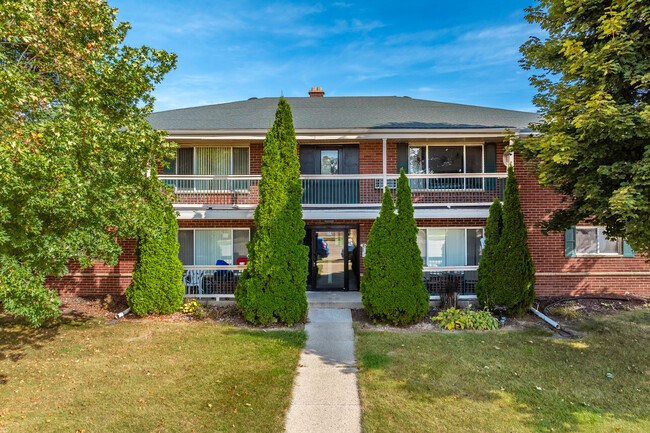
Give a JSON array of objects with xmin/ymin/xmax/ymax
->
[{"xmin": 309, "ymin": 227, "xmax": 359, "ymax": 291}]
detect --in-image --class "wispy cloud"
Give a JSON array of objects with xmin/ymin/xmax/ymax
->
[{"xmin": 110, "ymin": 0, "xmax": 541, "ymax": 111}]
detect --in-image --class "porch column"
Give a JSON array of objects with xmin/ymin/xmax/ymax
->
[{"xmin": 382, "ymin": 138, "xmax": 387, "ymax": 188}]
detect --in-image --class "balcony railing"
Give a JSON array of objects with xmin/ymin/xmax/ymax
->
[
  {"xmin": 182, "ymin": 265, "xmax": 246, "ymax": 297},
  {"xmin": 182, "ymin": 265, "xmax": 478, "ymax": 298},
  {"xmin": 423, "ymin": 266, "xmax": 478, "ymax": 296},
  {"xmin": 160, "ymin": 173, "xmax": 507, "ymax": 207}
]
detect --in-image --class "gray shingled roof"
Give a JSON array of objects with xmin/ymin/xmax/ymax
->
[{"xmin": 147, "ymin": 96, "xmax": 540, "ymax": 131}]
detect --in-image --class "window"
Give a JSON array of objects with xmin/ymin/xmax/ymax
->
[
  {"xmin": 576, "ymin": 227, "xmax": 620, "ymax": 255},
  {"xmin": 408, "ymin": 144, "xmax": 483, "ymax": 174},
  {"xmin": 320, "ymin": 150, "xmax": 339, "ymax": 174},
  {"xmin": 164, "ymin": 147, "xmax": 250, "ymax": 176},
  {"xmin": 408, "ymin": 144, "xmax": 484, "ymax": 190},
  {"xmin": 418, "ymin": 228, "xmax": 483, "ymax": 267},
  {"xmin": 177, "ymin": 229, "xmax": 250, "ymax": 266}
]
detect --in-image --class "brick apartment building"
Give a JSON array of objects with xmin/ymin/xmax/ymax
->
[{"xmin": 47, "ymin": 90, "xmax": 650, "ymax": 299}]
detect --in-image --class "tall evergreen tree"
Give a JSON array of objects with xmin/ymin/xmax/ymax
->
[
  {"xmin": 476, "ymin": 198, "xmax": 504, "ymax": 310},
  {"xmin": 497, "ymin": 167, "xmax": 535, "ymax": 316},
  {"xmin": 390, "ymin": 169, "xmax": 429, "ymax": 324},
  {"xmin": 126, "ymin": 200, "xmax": 185, "ymax": 316},
  {"xmin": 235, "ymin": 98, "xmax": 308, "ymax": 325},
  {"xmin": 360, "ymin": 187, "xmax": 396, "ymax": 322}
]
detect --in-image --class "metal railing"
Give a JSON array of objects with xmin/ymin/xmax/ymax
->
[
  {"xmin": 160, "ymin": 173, "xmax": 507, "ymax": 207},
  {"xmin": 423, "ymin": 266, "xmax": 478, "ymax": 296},
  {"xmin": 182, "ymin": 265, "xmax": 246, "ymax": 297},
  {"xmin": 182, "ymin": 265, "xmax": 479, "ymax": 297}
]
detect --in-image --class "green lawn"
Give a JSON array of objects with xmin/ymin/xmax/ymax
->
[
  {"xmin": 356, "ymin": 310, "xmax": 650, "ymax": 433},
  {"xmin": 0, "ymin": 316, "xmax": 305, "ymax": 432}
]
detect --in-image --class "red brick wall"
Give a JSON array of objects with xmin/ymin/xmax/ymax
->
[
  {"xmin": 49, "ymin": 141, "xmax": 650, "ymax": 298},
  {"xmin": 359, "ymin": 140, "xmax": 398, "ymax": 174},
  {"xmin": 250, "ymin": 143, "xmax": 263, "ymax": 175},
  {"xmin": 515, "ymin": 154, "xmax": 650, "ymax": 297},
  {"xmin": 45, "ymin": 239, "xmax": 137, "ymax": 296}
]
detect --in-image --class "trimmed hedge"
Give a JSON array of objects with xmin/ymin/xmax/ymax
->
[
  {"xmin": 360, "ymin": 187, "xmax": 396, "ymax": 321},
  {"xmin": 235, "ymin": 98, "xmax": 309, "ymax": 325},
  {"xmin": 476, "ymin": 167, "xmax": 535, "ymax": 316},
  {"xmin": 361, "ymin": 170, "xmax": 429, "ymax": 324},
  {"xmin": 126, "ymin": 204, "xmax": 185, "ymax": 316},
  {"xmin": 476, "ymin": 198, "xmax": 503, "ymax": 310},
  {"xmin": 497, "ymin": 166, "xmax": 535, "ymax": 316}
]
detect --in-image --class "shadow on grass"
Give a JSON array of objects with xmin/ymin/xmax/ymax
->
[
  {"xmin": 0, "ymin": 312, "xmax": 97, "ymax": 364},
  {"xmin": 358, "ymin": 310, "xmax": 650, "ymax": 433}
]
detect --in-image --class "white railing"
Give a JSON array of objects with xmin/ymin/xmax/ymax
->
[
  {"xmin": 160, "ymin": 173, "xmax": 507, "ymax": 207},
  {"xmin": 182, "ymin": 265, "xmax": 246, "ymax": 297},
  {"xmin": 423, "ymin": 266, "xmax": 479, "ymax": 296}
]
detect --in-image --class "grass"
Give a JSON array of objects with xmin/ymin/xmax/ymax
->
[
  {"xmin": 547, "ymin": 302, "xmax": 583, "ymax": 320},
  {"xmin": 0, "ymin": 315, "xmax": 305, "ymax": 432},
  {"xmin": 356, "ymin": 310, "xmax": 650, "ymax": 433}
]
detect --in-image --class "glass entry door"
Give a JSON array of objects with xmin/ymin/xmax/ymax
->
[{"xmin": 308, "ymin": 226, "xmax": 359, "ymax": 291}]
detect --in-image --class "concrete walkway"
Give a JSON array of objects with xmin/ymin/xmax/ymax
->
[{"xmin": 285, "ymin": 308, "xmax": 362, "ymax": 433}]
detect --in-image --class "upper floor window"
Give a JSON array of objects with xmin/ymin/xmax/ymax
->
[
  {"xmin": 164, "ymin": 147, "xmax": 250, "ymax": 176},
  {"xmin": 418, "ymin": 227, "xmax": 483, "ymax": 267},
  {"xmin": 409, "ymin": 144, "xmax": 483, "ymax": 174}
]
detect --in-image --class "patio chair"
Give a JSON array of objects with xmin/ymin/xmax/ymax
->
[{"xmin": 183, "ymin": 270, "xmax": 204, "ymax": 295}]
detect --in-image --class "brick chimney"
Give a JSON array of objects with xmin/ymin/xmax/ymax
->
[{"xmin": 308, "ymin": 86, "xmax": 325, "ymax": 97}]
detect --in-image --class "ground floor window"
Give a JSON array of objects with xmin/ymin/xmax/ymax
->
[
  {"xmin": 417, "ymin": 227, "xmax": 483, "ymax": 267},
  {"xmin": 576, "ymin": 226, "xmax": 620, "ymax": 255},
  {"xmin": 178, "ymin": 229, "xmax": 250, "ymax": 266}
]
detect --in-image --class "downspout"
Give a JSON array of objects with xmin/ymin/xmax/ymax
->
[
  {"xmin": 382, "ymin": 138, "xmax": 387, "ymax": 188},
  {"xmin": 115, "ymin": 307, "xmax": 130, "ymax": 320},
  {"xmin": 530, "ymin": 306, "xmax": 560, "ymax": 329}
]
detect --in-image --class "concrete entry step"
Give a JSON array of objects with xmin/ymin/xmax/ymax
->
[{"xmin": 307, "ymin": 291, "xmax": 363, "ymax": 309}]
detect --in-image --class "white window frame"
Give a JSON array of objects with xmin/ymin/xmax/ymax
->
[
  {"xmin": 169, "ymin": 146, "xmax": 251, "ymax": 193},
  {"xmin": 408, "ymin": 143, "xmax": 485, "ymax": 191},
  {"xmin": 169, "ymin": 146, "xmax": 250, "ymax": 176},
  {"xmin": 178, "ymin": 228, "xmax": 251, "ymax": 266},
  {"xmin": 418, "ymin": 227, "xmax": 484, "ymax": 268},
  {"xmin": 575, "ymin": 226, "xmax": 622, "ymax": 256}
]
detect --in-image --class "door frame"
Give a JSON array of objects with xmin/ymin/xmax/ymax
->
[{"xmin": 307, "ymin": 225, "xmax": 360, "ymax": 291}]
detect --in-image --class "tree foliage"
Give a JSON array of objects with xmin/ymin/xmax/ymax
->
[
  {"xmin": 361, "ymin": 170, "xmax": 429, "ymax": 325},
  {"xmin": 360, "ymin": 187, "xmax": 397, "ymax": 322},
  {"xmin": 476, "ymin": 198, "xmax": 503, "ymax": 310},
  {"xmin": 496, "ymin": 167, "xmax": 535, "ymax": 316},
  {"xmin": 514, "ymin": 0, "xmax": 650, "ymax": 256},
  {"xmin": 126, "ymin": 200, "xmax": 185, "ymax": 316},
  {"xmin": 235, "ymin": 98, "xmax": 309, "ymax": 326},
  {"xmin": 0, "ymin": 0, "xmax": 177, "ymax": 324}
]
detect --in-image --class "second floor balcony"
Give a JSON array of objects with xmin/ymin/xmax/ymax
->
[{"xmin": 160, "ymin": 173, "xmax": 507, "ymax": 208}]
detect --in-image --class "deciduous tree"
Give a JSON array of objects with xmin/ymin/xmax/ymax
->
[
  {"xmin": 515, "ymin": 0, "xmax": 650, "ymax": 256},
  {"xmin": 0, "ymin": 0, "xmax": 177, "ymax": 325}
]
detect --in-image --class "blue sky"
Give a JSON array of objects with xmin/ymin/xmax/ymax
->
[{"xmin": 112, "ymin": 0, "xmax": 543, "ymax": 113}]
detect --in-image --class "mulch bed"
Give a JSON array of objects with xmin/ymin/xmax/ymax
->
[
  {"xmin": 58, "ymin": 296, "xmax": 305, "ymax": 329},
  {"xmin": 57, "ymin": 294, "xmax": 647, "ymax": 332}
]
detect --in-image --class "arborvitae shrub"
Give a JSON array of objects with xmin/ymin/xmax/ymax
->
[
  {"xmin": 235, "ymin": 98, "xmax": 308, "ymax": 325},
  {"xmin": 126, "ymin": 203, "xmax": 185, "ymax": 316},
  {"xmin": 361, "ymin": 170, "xmax": 429, "ymax": 324},
  {"xmin": 476, "ymin": 198, "xmax": 503, "ymax": 310},
  {"xmin": 360, "ymin": 187, "xmax": 396, "ymax": 321},
  {"xmin": 389, "ymin": 169, "xmax": 429, "ymax": 323},
  {"xmin": 495, "ymin": 166, "xmax": 535, "ymax": 316}
]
